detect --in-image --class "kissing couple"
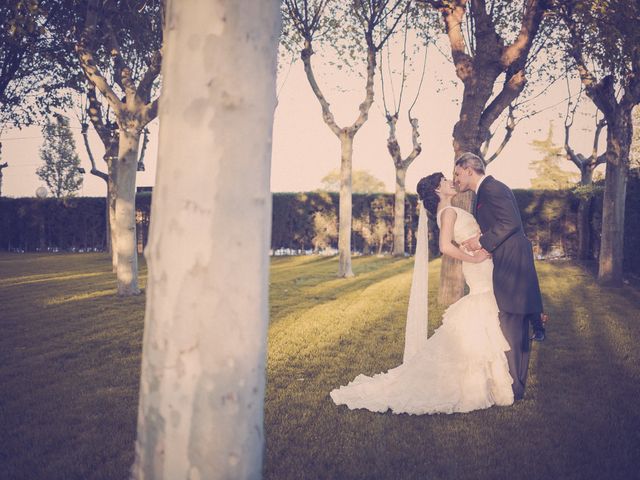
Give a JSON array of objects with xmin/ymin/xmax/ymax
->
[{"xmin": 331, "ymin": 152, "xmax": 547, "ymax": 414}]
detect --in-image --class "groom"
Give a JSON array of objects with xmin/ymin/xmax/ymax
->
[{"xmin": 454, "ymin": 152, "xmax": 545, "ymax": 401}]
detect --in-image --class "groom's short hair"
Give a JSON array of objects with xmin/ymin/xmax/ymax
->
[{"xmin": 455, "ymin": 152, "xmax": 486, "ymax": 175}]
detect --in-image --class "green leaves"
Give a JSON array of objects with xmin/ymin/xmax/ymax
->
[{"xmin": 35, "ymin": 114, "xmax": 83, "ymax": 199}]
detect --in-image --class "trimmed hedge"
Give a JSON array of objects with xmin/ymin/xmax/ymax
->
[
  {"xmin": 271, "ymin": 191, "xmax": 429, "ymax": 255},
  {"xmin": 0, "ymin": 197, "xmax": 106, "ymax": 252},
  {"xmin": 270, "ymin": 190, "xmax": 581, "ymax": 258},
  {"xmin": 1, "ymin": 174, "xmax": 639, "ymax": 274}
]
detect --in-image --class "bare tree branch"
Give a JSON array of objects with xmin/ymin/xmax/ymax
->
[
  {"xmin": 300, "ymin": 41, "xmax": 342, "ymax": 136},
  {"xmin": 137, "ymin": 50, "xmax": 162, "ymax": 102},
  {"xmin": 76, "ymin": 0, "xmax": 123, "ymax": 113},
  {"xmin": 484, "ymin": 104, "xmax": 515, "ymax": 165},
  {"xmin": 409, "ymin": 42, "xmax": 429, "ymax": 116},
  {"xmin": 479, "ymin": 68, "xmax": 526, "ymax": 132},
  {"xmin": 500, "ymin": 0, "xmax": 544, "ymax": 68},
  {"xmin": 137, "ymin": 128, "xmax": 149, "ymax": 172},
  {"xmin": 76, "ymin": 43, "xmax": 123, "ymax": 112},
  {"xmin": 80, "ymin": 121, "xmax": 108, "ymax": 181},
  {"xmin": 144, "ymin": 97, "xmax": 159, "ymax": 124}
]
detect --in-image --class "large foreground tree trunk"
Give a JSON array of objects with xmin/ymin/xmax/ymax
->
[{"xmin": 130, "ymin": 0, "xmax": 280, "ymax": 478}]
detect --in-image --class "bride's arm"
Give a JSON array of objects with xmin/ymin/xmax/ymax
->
[{"xmin": 439, "ymin": 209, "xmax": 489, "ymax": 264}]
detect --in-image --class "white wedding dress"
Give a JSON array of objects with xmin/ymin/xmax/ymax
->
[{"xmin": 330, "ymin": 206, "xmax": 514, "ymax": 414}]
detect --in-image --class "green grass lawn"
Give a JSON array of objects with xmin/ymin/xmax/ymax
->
[{"xmin": 1, "ymin": 253, "xmax": 639, "ymax": 480}]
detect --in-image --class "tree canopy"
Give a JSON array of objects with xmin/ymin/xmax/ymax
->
[
  {"xmin": 320, "ymin": 168, "xmax": 387, "ymax": 193},
  {"xmin": 36, "ymin": 114, "xmax": 83, "ymax": 198},
  {"xmin": 529, "ymin": 122, "xmax": 579, "ymax": 189}
]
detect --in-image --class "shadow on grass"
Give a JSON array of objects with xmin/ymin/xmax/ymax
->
[
  {"xmin": 264, "ymin": 260, "xmax": 640, "ymax": 480},
  {"xmin": 509, "ymin": 261, "xmax": 640, "ymax": 480},
  {"xmin": 269, "ymin": 256, "xmax": 415, "ymax": 327},
  {"xmin": 2, "ymin": 254, "xmax": 639, "ymax": 480},
  {"xmin": 0, "ymin": 253, "xmax": 146, "ymax": 480}
]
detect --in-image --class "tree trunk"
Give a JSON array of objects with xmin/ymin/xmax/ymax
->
[
  {"xmin": 105, "ymin": 181, "xmax": 112, "ymax": 253},
  {"xmin": 452, "ymin": 78, "xmax": 497, "ymax": 158},
  {"xmin": 426, "ymin": 0, "xmax": 544, "ymax": 306},
  {"xmin": 437, "ymin": 240, "xmax": 465, "ymax": 304},
  {"xmin": 438, "ymin": 147, "xmax": 477, "ymax": 306},
  {"xmin": 338, "ymin": 132, "xmax": 354, "ymax": 277},
  {"xmin": 438, "ymin": 76, "xmax": 496, "ymax": 305},
  {"xmin": 0, "ymin": 161, "xmax": 6, "ymax": 197},
  {"xmin": 598, "ymin": 114, "xmax": 631, "ymax": 286},
  {"xmin": 114, "ymin": 129, "xmax": 140, "ymax": 296},
  {"xmin": 109, "ymin": 178, "xmax": 118, "ymax": 270},
  {"xmin": 131, "ymin": 0, "xmax": 279, "ymax": 478},
  {"xmin": 577, "ymin": 167, "xmax": 594, "ymax": 260},
  {"xmin": 577, "ymin": 197, "xmax": 593, "ymax": 260},
  {"xmin": 393, "ymin": 166, "xmax": 407, "ymax": 256},
  {"xmin": 103, "ymin": 152, "xmax": 118, "ymax": 270}
]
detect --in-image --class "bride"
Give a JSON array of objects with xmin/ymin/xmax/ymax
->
[{"xmin": 330, "ymin": 172, "xmax": 514, "ymax": 414}]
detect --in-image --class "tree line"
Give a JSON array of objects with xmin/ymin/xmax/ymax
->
[{"xmin": 4, "ymin": 183, "xmax": 640, "ymax": 278}]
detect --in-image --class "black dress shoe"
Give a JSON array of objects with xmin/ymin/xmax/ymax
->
[{"xmin": 531, "ymin": 328, "xmax": 546, "ymax": 342}]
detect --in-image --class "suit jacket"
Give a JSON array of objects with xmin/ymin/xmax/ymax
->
[{"xmin": 475, "ymin": 176, "xmax": 543, "ymax": 314}]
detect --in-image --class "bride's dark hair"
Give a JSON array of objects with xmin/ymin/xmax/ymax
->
[{"xmin": 416, "ymin": 172, "xmax": 445, "ymax": 217}]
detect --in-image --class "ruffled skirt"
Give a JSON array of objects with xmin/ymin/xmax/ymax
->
[{"xmin": 330, "ymin": 290, "xmax": 514, "ymax": 414}]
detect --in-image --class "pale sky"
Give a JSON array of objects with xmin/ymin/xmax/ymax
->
[{"xmin": 1, "ymin": 36, "xmax": 603, "ymax": 198}]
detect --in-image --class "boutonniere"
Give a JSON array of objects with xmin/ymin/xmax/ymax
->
[{"xmin": 476, "ymin": 203, "xmax": 483, "ymax": 210}]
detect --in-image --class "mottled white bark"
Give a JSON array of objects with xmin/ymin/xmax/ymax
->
[
  {"xmin": 131, "ymin": 0, "xmax": 280, "ymax": 478},
  {"xmin": 385, "ymin": 114, "xmax": 421, "ymax": 256},
  {"xmin": 115, "ymin": 129, "xmax": 140, "ymax": 295},
  {"xmin": 393, "ymin": 166, "xmax": 407, "ymax": 256},
  {"xmin": 80, "ymin": 114, "xmax": 117, "ymax": 263},
  {"xmin": 0, "ymin": 160, "xmax": 8, "ymax": 197},
  {"xmin": 339, "ymin": 133, "xmax": 354, "ymax": 277},
  {"xmin": 288, "ymin": 1, "xmax": 407, "ymax": 277},
  {"xmin": 108, "ymin": 163, "xmax": 117, "ymax": 271},
  {"xmin": 77, "ymin": 0, "xmax": 160, "ymax": 294}
]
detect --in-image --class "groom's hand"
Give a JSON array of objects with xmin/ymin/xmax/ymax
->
[{"xmin": 462, "ymin": 234, "xmax": 482, "ymax": 251}]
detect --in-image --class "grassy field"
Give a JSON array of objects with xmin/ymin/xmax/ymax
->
[{"xmin": 1, "ymin": 253, "xmax": 639, "ymax": 479}]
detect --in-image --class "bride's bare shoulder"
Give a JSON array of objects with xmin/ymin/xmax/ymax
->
[
  {"xmin": 437, "ymin": 207, "xmax": 458, "ymax": 227},
  {"xmin": 437, "ymin": 205, "xmax": 458, "ymax": 217},
  {"xmin": 452, "ymin": 206, "xmax": 474, "ymax": 217}
]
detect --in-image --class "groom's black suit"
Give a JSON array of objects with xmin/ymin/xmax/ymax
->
[{"xmin": 475, "ymin": 176, "xmax": 543, "ymax": 400}]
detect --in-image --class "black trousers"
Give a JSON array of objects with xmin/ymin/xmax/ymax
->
[{"xmin": 498, "ymin": 311, "xmax": 538, "ymax": 400}]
